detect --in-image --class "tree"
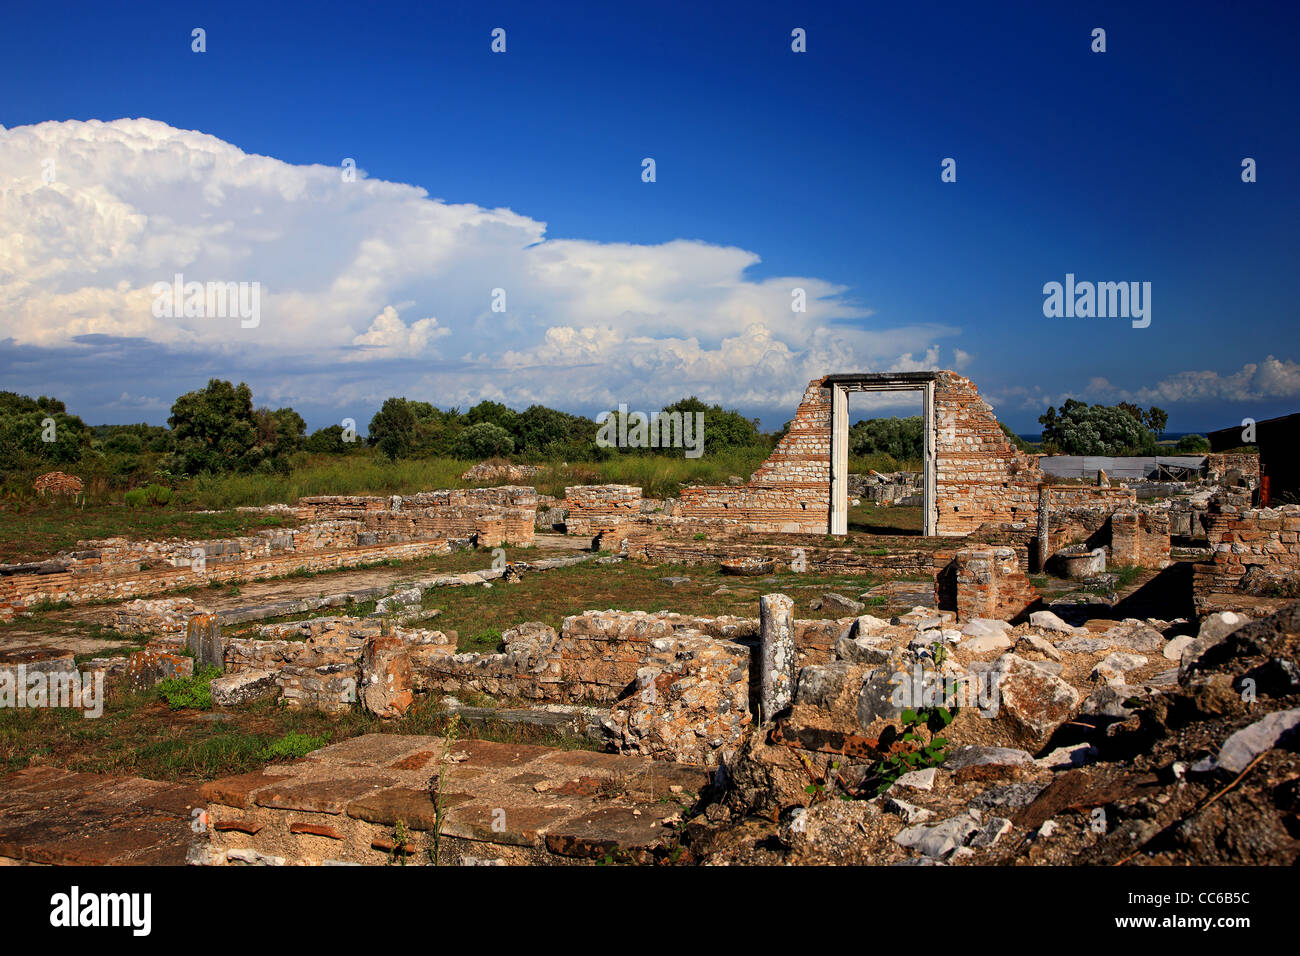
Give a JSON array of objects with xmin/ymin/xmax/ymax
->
[
  {"xmin": 849, "ymin": 416, "xmax": 924, "ymax": 461},
  {"xmin": 169, "ymin": 380, "xmax": 260, "ymax": 474},
  {"xmin": 368, "ymin": 397, "xmax": 419, "ymax": 460},
  {"xmin": 306, "ymin": 424, "xmax": 361, "ymax": 454},
  {"xmin": 253, "ymin": 406, "xmax": 306, "ymax": 471},
  {"xmin": 168, "ymin": 380, "xmax": 301, "ymax": 474},
  {"xmin": 511, "ymin": 404, "xmax": 595, "ymax": 458},
  {"xmin": 658, "ymin": 397, "xmax": 764, "ymax": 452},
  {"xmin": 1144, "ymin": 406, "xmax": 1168, "ymax": 438},
  {"xmin": 1038, "ymin": 400, "xmax": 1158, "ymax": 455},
  {"xmin": 464, "ymin": 400, "xmax": 518, "ymax": 433},
  {"xmin": 454, "ymin": 422, "xmax": 515, "ymax": 459},
  {"xmin": 0, "ymin": 392, "xmax": 93, "ymax": 474},
  {"xmin": 1175, "ymin": 433, "xmax": 1210, "ymax": 453}
]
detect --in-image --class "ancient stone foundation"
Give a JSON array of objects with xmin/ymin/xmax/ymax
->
[
  {"xmin": 937, "ymin": 547, "xmax": 1041, "ymax": 622},
  {"xmin": 298, "ymin": 486, "xmax": 537, "ymax": 547},
  {"xmin": 0, "ymin": 523, "xmax": 454, "ymax": 613},
  {"xmin": 1110, "ymin": 508, "xmax": 1172, "ymax": 569},
  {"xmin": 1195, "ymin": 503, "xmax": 1300, "ymax": 606},
  {"xmin": 0, "ymin": 486, "xmax": 535, "ymax": 613}
]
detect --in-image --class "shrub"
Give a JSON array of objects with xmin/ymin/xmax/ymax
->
[{"xmin": 144, "ymin": 483, "xmax": 172, "ymax": 506}]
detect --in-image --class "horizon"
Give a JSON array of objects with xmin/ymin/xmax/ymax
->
[{"xmin": 2, "ymin": 1, "xmax": 1296, "ymax": 435}]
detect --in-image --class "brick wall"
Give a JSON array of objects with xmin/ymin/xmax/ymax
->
[
  {"xmin": 645, "ymin": 372, "xmax": 1041, "ymax": 538},
  {"xmin": 563, "ymin": 485, "xmax": 643, "ymax": 536},
  {"xmin": 674, "ymin": 380, "xmax": 832, "ymax": 534},
  {"xmin": 1194, "ymin": 503, "xmax": 1300, "ymax": 597},
  {"xmin": 299, "ymin": 486, "xmax": 536, "ymax": 546},
  {"xmin": 1110, "ymin": 508, "xmax": 1172, "ymax": 569},
  {"xmin": 933, "ymin": 372, "xmax": 1042, "ymax": 536},
  {"xmin": 936, "ymin": 547, "xmax": 1040, "ymax": 621}
]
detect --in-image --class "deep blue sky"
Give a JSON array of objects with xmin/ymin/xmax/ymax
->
[{"xmin": 1, "ymin": 0, "xmax": 1297, "ymax": 433}]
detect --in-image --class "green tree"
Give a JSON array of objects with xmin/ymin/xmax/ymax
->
[
  {"xmin": 168, "ymin": 380, "xmax": 301, "ymax": 474},
  {"xmin": 849, "ymin": 416, "xmax": 924, "ymax": 461},
  {"xmin": 1038, "ymin": 400, "xmax": 1157, "ymax": 455},
  {"xmin": 306, "ymin": 424, "xmax": 361, "ymax": 453},
  {"xmin": 0, "ymin": 392, "xmax": 92, "ymax": 473},
  {"xmin": 1144, "ymin": 406, "xmax": 1168, "ymax": 438},
  {"xmin": 464, "ymin": 400, "xmax": 518, "ymax": 433},
  {"xmin": 454, "ymin": 422, "xmax": 515, "ymax": 459},
  {"xmin": 1175, "ymin": 433, "xmax": 1210, "ymax": 453},
  {"xmin": 368, "ymin": 397, "xmax": 419, "ymax": 460},
  {"xmin": 511, "ymin": 404, "xmax": 595, "ymax": 458},
  {"xmin": 658, "ymin": 397, "xmax": 764, "ymax": 453}
]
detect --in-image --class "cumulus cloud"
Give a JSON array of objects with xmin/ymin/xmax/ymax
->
[
  {"xmin": 988, "ymin": 356, "xmax": 1300, "ymax": 416},
  {"xmin": 350, "ymin": 305, "xmax": 449, "ymax": 356},
  {"xmin": 0, "ymin": 118, "xmax": 962, "ymax": 418}
]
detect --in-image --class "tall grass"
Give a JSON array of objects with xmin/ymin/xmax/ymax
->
[
  {"xmin": 184, "ymin": 448, "xmax": 772, "ymax": 507},
  {"xmin": 187, "ymin": 456, "xmax": 477, "ymax": 509}
]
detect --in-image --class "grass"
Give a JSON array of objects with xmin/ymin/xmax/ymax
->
[
  {"xmin": 417, "ymin": 559, "xmax": 882, "ymax": 652},
  {"xmin": 847, "ymin": 503, "xmax": 923, "ymax": 535},
  {"xmin": 0, "ymin": 502, "xmax": 291, "ymax": 564},
  {"xmin": 157, "ymin": 666, "xmax": 223, "ymax": 710},
  {"xmin": 0, "ymin": 680, "xmax": 597, "ymax": 782},
  {"xmin": 0, "ymin": 448, "xmax": 778, "ymax": 562}
]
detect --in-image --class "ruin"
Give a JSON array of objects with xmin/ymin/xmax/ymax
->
[{"xmin": 2, "ymin": 369, "xmax": 1295, "ymax": 869}]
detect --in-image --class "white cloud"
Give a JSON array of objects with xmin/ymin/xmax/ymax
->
[
  {"xmin": 350, "ymin": 305, "xmax": 449, "ymax": 356},
  {"xmin": 0, "ymin": 117, "xmax": 962, "ymax": 413},
  {"xmin": 988, "ymin": 356, "xmax": 1300, "ymax": 414}
]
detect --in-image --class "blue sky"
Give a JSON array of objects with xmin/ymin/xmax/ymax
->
[{"xmin": 1, "ymin": 0, "xmax": 1296, "ymax": 434}]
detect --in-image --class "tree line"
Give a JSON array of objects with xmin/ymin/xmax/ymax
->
[
  {"xmin": 1, "ymin": 380, "xmax": 773, "ymax": 482},
  {"xmin": 2, "ymin": 381, "xmax": 1219, "ymax": 488}
]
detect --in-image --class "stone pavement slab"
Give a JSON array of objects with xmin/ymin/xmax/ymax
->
[
  {"xmin": 199, "ymin": 734, "xmax": 710, "ymax": 865},
  {"xmin": 0, "ymin": 766, "xmax": 198, "ymax": 865}
]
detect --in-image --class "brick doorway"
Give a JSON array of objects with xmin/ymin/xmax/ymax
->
[{"xmin": 824, "ymin": 372, "xmax": 938, "ymax": 537}]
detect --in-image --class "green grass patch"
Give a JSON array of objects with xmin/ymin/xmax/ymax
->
[
  {"xmin": 261, "ymin": 731, "xmax": 331, "ymax": 762},
  {"xmin": 157, "ymin": 666, "xmax": 222, "ymax": 710}
]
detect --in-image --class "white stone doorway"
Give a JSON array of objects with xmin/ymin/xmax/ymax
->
[{"xmin": 825, "ymin": 372, "xmax": 938, "ymax": 537}]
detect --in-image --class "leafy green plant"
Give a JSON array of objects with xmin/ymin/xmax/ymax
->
[
  {"xmin": 157, "ymin": 665, "xmax": 223, "ymax": 710},
  {"xmin": 388, "ymin": 819, "xmax": 410, "ymax": 866},
  {"xmin": 867, "ymin": 704, "xmax": 956, "ymax": 796}
]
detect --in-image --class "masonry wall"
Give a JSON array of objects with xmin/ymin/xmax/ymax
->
[
  {"xmin": 658, "ymin": 372, "xmax": 1041, "ymax": 538},
  {"xmin": 674, "ymin": 380, "xmax": 832, "ymax": 534},
  {"xmin": 1194, "ymin": 503, "xmax": 1300, "ymax": 597},
  {"xmin": 0, "ymin": 524, "xmax": 453, "ymax": 616},
  {"xmin": 1205, "ymin": 453, "xmax": 1261, "ymax": 486},
  {"xmin": 225, "ymin": 618, "xmax": 457, "ymax": 714},
  {"xmin": 564, "ymin": 485, "xmax": 643, "ymax": 536},
  {"xmin": 299, "ymin": 486, "xmax": 537, "ymax": 546},
  {"xmin": 936, "ymin": 547, "xmax": 1040, "ymax": 621},
  {"xmin": 933, "ymin": 372, "xmax": 1042, "ymax": 536},
  {"xmin": 1110, "ymin": 508, "xmax": 1172, "ymax": 569}
]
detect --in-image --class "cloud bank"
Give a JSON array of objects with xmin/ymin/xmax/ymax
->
[{"xmin": 0, "ymin": 118, "xmax": 956, "ymax": 420}]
